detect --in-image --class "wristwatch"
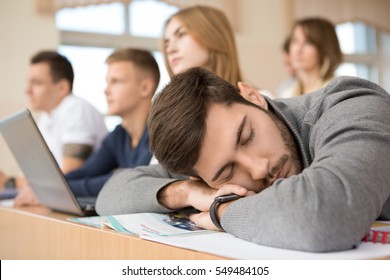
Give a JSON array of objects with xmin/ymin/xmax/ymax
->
[{"xmin": 209, "ymin": 194, "xmax": 241, "ymax": 230}]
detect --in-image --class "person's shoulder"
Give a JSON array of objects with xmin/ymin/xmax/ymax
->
[
  {"xmin": 64, "ymin": 95, "xmax": 100, "ymax": 111},
  {"xmin": 60, "ymin": 95, "xmax": 104, "ymax": 118},
  {"xmin": 103, "ymin": 125, "xmax": 126, "ymax": 141},
  {"xmin": 301, "ymin": 76, "xmax": 390, "ymax": 122},
  {"xmin": 311, "ymin": 76, "xmax": 390, "ymax": 112},
  {"xmin": 324, "ymin": 76, "xmax": 389, "ymax": 97},
  {"xmin": 111, "ymin": 124, "xmax": 126, "ymax": 134}
]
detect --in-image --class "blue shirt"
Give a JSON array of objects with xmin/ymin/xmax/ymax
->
[{"xmin": 65, "ymin": 125, "xmax": 152, "ymax": 197}]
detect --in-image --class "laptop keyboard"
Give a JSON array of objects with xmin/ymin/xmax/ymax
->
[{"xmin": 76, "ymin": 196, "xmax": 96, "ymax": 210}]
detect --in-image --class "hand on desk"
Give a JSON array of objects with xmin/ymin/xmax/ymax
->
[
  {"xmin": 158, "ymin": 178, "xmax": 255, "ymax": 231},
  {"xmin": 0, "ymin": 170, "xmax": 8, "ymax": 190},
  {"xmin": 14, "ymin": 184, "xmax": 39, "ymax": 207},
  {"xmin": 0, "ymin": 171, "xmax": 27, "ymax": 190}
]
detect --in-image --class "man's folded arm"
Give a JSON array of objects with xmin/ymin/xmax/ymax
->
[
  {"xmin": 220, "ymin": 92, "xmax": 390, "ymax": 252},
  {"xmin": 96, "ymin": 164, "xmax": 185, "ymax": 215}
]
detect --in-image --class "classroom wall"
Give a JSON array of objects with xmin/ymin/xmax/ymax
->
[
  {"xmin": 237, "ymin": 0, "xmax": 294, "ymax": 91},
  {"xmin": 0, "ymin": 0, "xmax": 58, "ymax": 175}
]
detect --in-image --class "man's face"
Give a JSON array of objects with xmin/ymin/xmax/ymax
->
[
  {"xmin": 25, "ymin": 62, "xmax": 61, "ymax": 112},
  {"xmin": 193, "ymin": 94, "xmax": 302, "ymax": 193},
  {"xmin": 105, "ymin": 61, "xmax": 146, "ymax": 118}
]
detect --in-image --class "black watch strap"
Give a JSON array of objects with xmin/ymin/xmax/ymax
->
[{"xmin": 209, "ymin": 194, "xmax": 241, "ymax": 230}]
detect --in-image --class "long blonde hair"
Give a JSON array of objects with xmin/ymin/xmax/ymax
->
[{"xmin": 163, "ymin": 5, "xmax": 242, "ymax": 86}]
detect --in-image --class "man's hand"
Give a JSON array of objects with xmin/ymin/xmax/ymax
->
[
  {"xmin": 186, "ymin": 180, "xmax": 253, "ymax": 211},
  {"xmin": 189, "ymin": 182, "xmax": 255, "ymax": 231},
  {"xmin": 13, "ymin": 185, "xmax": 39, "ymax": 207},
  {"xmin": 158, "ymin": 178, "xmax": 255, "ymax": 231},
  {"xmin": 0, "ymin": 170, "xmax": 8, "ymax": 189},
  {"xmin": 158, "ymin": 178, "xmax": 253, "ymax": 210},
  {"xmin": 189, "ymin": 200, "xmax": 234, "ymax": 231},
  {"xmin": 157, "ymin": 178, "xmax": 211, "ymax": 210}
]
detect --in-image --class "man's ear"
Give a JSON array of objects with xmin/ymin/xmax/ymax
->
[
  {"xmin": 140, "ymin": 77, "xmax": 154, "ymax": 98},
  {"xmin": 237, "ymin": 82, "xmax": 268, "ymax": 110},
  {"xmin": 56, "ymin": 79, "xmax": 71, "ymax": 97}
]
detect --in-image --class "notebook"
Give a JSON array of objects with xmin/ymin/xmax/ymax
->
[{"xmin": 0, "ymin": 109, "xmax": 96, "ymax": 216}]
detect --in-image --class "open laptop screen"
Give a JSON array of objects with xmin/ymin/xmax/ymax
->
[{"xmin": 0, "ymin": 109, "xmax": 94, "ymax": 216}]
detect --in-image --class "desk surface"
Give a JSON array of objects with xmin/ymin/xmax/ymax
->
[{"xmin": 0, "ymin": 205, "xmax": 227, "ymax": 260}]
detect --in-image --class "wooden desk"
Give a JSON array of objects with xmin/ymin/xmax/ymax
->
[{"xmin": 0, "ymin": 205, "xmax": 226, "ymax": 260}]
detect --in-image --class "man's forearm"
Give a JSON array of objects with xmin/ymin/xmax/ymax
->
[
  {"xmin": 157, "ymin": 180, "xmax": 191, "ymax": 210},
  {"xmin": 96, "ymin": 165, "xmax": 182, "ymax": 215},
  {"xmin": 159, "ymin": 178, "xmax": 221, "ymax": 212}
]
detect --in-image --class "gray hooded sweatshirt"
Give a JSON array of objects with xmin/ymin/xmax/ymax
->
[{"xmin": 96, "ymin": 76, "xmax": 390, "ymax": 252}]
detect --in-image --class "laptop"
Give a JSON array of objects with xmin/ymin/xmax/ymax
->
[{"xmin": 0, "ymin": 109, "xmax": 96, "ymax": 216}]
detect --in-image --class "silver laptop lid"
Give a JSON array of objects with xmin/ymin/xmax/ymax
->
[{"xmin": 0, "ymin": 109, "xmax": 86, "ymax": 215}]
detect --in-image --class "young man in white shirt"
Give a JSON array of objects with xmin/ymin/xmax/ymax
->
[{"xmin": 1, "ymin": 50, "xmax": 107, "ymax": 203}]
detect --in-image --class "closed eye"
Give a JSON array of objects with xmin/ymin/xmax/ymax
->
[
  {"xmin": 222, "ymin": 164, "xmax": 235, "ymax": 182},
  {"xmin": 241, "ymin": 127, "xmax": 255, "ymax": 146}
]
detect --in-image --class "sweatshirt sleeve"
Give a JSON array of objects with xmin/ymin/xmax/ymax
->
[
  {"xmin": 221, "ymin": 78, "xmax": 390, "ymax": 252},
  {"xmin": 96, "ymin": 164, "xmax": 185, "ymax": 215}
]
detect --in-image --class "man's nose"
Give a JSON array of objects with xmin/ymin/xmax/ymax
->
[
  {"xmin": 238, "ymin": 154, "xmax": 269, "ymax": 181},
  {"xmin": 104, "ymin": 86, "xmax": 110, "ymax": 96}
]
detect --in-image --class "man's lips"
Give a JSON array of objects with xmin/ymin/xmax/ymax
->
[
  {"xmin": 277, "ymin": 168, "xmax": 286, "ymax": 179},
  {"xmin": 268, "ymin": 164, "xmax": 286, "ymax": 186}
]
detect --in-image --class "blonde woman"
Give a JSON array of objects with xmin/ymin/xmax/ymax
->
[
  {"xmin": 162, "ymin": 5, "xmax": 243, "ymax": 86},
  {"xmin": 279, "ymin": 17, "xmax": 342, "ymax": 97}
]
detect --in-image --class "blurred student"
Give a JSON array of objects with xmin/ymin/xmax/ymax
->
[
  {"xmin": 1, "ymin": 50, "xmax": 107, "ymax": 193},
  {"xmin": 278, "ymin": 17, "xmax": 342, "ymax": 98},
  {"xmin": 14, "ymin": 48, "xmax": 159, "ymax": 205},
  {"xmin": 65, "ymin": 48, "xmax": 159, "ymax": 197}
]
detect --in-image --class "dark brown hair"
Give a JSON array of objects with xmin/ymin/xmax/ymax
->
[
  {"xmin": 148, "ymin": 67, "xmax": 257, "ymax": 176},
  {"xmin": 106, "ymin": 48, "xmax": 160, "ymax": 92},
  {"xmin": 31, "ymin": 50, "xmax": 74, "ymax": 91}
]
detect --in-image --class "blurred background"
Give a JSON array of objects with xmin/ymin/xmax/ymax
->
[{"xmin": 1, "ymin": 0, "xmax": 390, "ymax": 175}]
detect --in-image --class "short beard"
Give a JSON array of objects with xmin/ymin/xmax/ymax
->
[{"xmin": 267, "ymin": 110, "xmax": 303, "ymax": 175}]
